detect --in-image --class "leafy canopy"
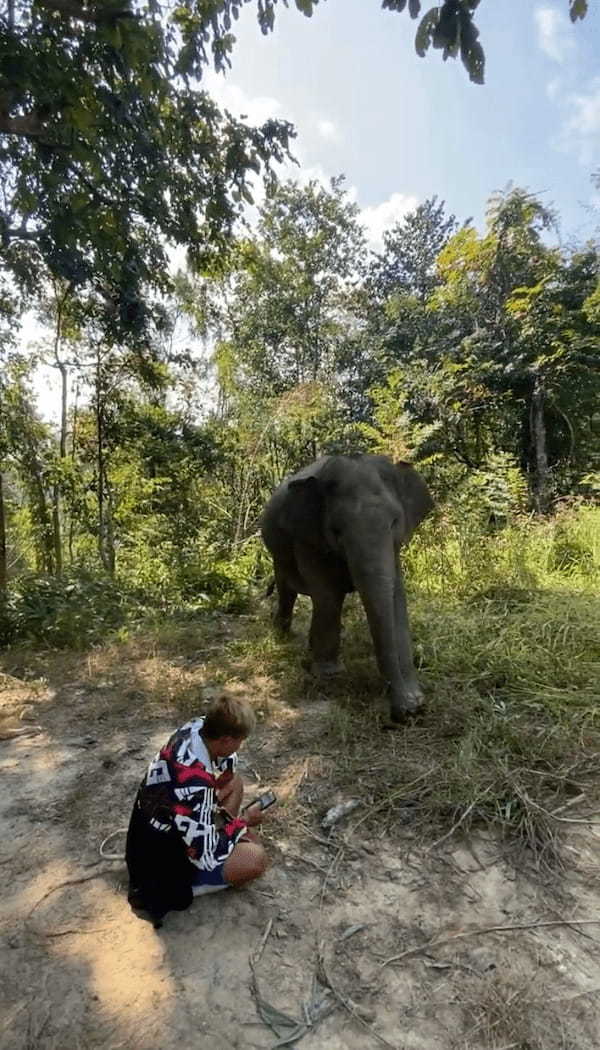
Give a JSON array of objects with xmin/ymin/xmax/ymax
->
[{"xmin": 0, "ymin": 0, "xmax": 297, "ymax": 338}]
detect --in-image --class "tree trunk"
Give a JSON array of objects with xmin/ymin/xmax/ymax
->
[
  {"xmin": 31, "ymin": 467, "xmax": 54, "ymax": 574},
  {"xmin": 94, "ymin": 352, "xmax": 116, "ymax": 576},
  {"xmin": 50, "ymin": 291, "xmax": 69, "ymax": 576},
  {"xmin": 104, "ymin": 475, "xmax": 116, "ymax": 575},
  {"xmin": 95, "ymin": 353, "xmax": 108, "ymax": 571},
  {"xmin": 530, "ymin": 374, "xmax": 550, "ymax": 514},
  {"xmin": 68, "ymin": 379, "xmax": 79, "ymax": 564},
  {"xmin": 0, "ymin": 472, "xmax": 7, "ymax": 594},
  {"xmin": 51, "ymin": 491, "xmax": 63, "ymax": 575}
]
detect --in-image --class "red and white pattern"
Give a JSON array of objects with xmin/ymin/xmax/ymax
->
[{"xmin": 136, "ymin": 719, "xmax": 247, "ymax": 873}]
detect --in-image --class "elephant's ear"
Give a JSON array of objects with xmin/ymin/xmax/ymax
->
[
  {"xmin": 392, "ymin": 462, "xmax": 434, "ymax": 541},
  {"xmin": 281, "ymin": 475, "xmax": 325, "ymax": 548}
]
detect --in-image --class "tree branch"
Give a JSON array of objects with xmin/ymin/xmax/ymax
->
[{"xmin": 34, "ymin": 0, "xmax": 135, "ymax": 24}]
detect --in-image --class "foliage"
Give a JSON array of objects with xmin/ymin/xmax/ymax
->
[
  {"xmin": 0, "ymin": 570, "xmax": 131, "ymax": 646},
  {"xmin": 1, "ymin": 181, "xmax": 599, "ymax": 652},
  {"xmin": 2, "ymin": 0, "xmax": 588, "ymax": 344},
  {"xmin": 382, "ymin": 0, "xmax": 587, "ymax": 84},
  {"xmin": 0, "ymin": 0, "xmax": 295, "ymax": 336}
]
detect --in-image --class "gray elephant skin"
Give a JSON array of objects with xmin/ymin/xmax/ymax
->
[{"xmin": 260, "ymin": 454, "xmax": 434, "ymax": 722}]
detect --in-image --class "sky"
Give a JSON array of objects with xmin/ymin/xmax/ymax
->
[
  {"xmin": 204, "ymin": 0, "xmax": 600, "ymax": 245},
  {"xmin": 30, "ymin": 0, "xmax": 600, "ymax": 419}
]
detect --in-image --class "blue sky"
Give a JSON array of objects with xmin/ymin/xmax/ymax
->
[{"xmin": 204, "ymin": 0, "xmax": 600, "ymax": 245}]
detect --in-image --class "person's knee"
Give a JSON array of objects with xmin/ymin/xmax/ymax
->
[
  {"xmin": 248, "ymin": 843, "xmax": 268, "ymax": 879},
  {"xmin": 224, "ymin": 842, "xmax": 269, "ymax": 886},
  {"xmin": 238, "ymin": 843, "xmax": 268, "ymax": 881}
]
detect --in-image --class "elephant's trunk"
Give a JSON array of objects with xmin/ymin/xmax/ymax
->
[{"xmin": 347, "ymin": 541, "xmax": 407, "ymax": 713}]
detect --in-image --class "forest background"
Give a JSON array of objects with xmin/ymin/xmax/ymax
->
[{"xmin": 1, "ymin": 0, "xmax": 598, "ymax": 655}]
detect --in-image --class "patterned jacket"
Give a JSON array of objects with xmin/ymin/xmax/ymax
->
[{"xmin": 135, "ymin": 718, "xmax": 248, "ymax": 873}]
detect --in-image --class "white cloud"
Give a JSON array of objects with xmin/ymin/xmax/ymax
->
[
  {"xmin": 359, "ymin": 192, "xmax": 419, "ymax": 249},
  {"xmin": 557, "ymin": 78, "xmax": 600, "ymax": 164},
  {"xmin": 202, "ymin": 71, "xmax": 284, "ymax": 126},
  {"xmin": 315, "ymin": 118, "xmax": 340, "ymax": 143},
  {"xmin": 546, "ymin": 77, "xmax": 561, "ymax": 101},
  {"xmin": 534, "ymin": 6, "xmax": 576, "ymax": 64},
  {"xmin": 566, "ymin": 79, "xmax": 600, "ymax": 137}
]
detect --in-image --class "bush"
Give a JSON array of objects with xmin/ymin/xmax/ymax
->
[{"xmin": 0, "ymin": 572, "xmax": 132, "ymax": 649}]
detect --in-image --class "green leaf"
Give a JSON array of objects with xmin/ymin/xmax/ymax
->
[
  {"xmin": 415, "ymin": 9, "xmax": 439, "ymax": 57},
  {"xmin": 294, "ymin": 0, "xmax": 314, "ymax": 15},
  {"xmin": 382, "ymin": 1, "xmax": 408, "ymax": 12},
  {"xmin": 569, "ymin": 0, "xmax": 588, "ymax": 22}
]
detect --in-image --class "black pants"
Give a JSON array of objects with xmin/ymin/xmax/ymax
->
[{"xmin": 125, "ymin": 797, "xmax": 193, "ymax": 926}]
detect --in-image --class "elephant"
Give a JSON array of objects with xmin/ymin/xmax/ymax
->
[{"xmin": 260, "ymin": 453, "xmax": 434, "ymax": 722}]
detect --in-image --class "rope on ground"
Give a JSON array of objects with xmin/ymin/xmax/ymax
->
[{"xmin": 99, "ymin": 827, "xmax": 128, "ymax": 860}]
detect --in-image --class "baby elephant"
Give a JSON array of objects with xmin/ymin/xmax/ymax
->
[{"xmin": 260, "ymin": 453, "xmax": 434, "ymax": 723}]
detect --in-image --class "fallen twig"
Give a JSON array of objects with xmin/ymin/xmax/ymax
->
[
  {"xmin": 285, "ymin": 852, "xmax": 330, "ymax": 876},
  {"xmin": 379, "ymin": 919, "xmax": 600, "ymax": 972},
  {"xmin": 249, "ymin": 923, "xmax": 336, "ymax": 1045},
  {"xmin": 0, "ymin": 725, "xmax": 43, "ymax": 741},
  {"xmin": 528, "ymin": 795, "xmax": 600, "ymax": 828},
  {"xmin": 317, "ymin": 941, "xmax": 397, "ymax": 1050},
  {"xmin": 349, "ymin": 766, "xmax": 437, "ymax": 835},
  {"xmin": 39, "ymin": 924, "xmax": 113, "ymax": 938},
  {"xmin": 318, "ymin": 842, "xmax": 345, "ymax": 911},
  {"xmin": 549, "ymin": 986, "xmax": 600, "ymax": 1004},
  {"xmin": 27, "ymin": 868, "xmax": 119, "ymax": 922},
  {"xmin": 252, "ymin": 918, "xmax": 273, "ymax": 965},
  {"xmin": 427, "ymin": 788, "xmax": 492, "ymax": 853},
  {"xmin": 551, "ymin": 792, "xmax": 587, "ymax": 815}
]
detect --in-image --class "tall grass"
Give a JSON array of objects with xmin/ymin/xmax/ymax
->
[{"xmin": 324, "ymin": 503, "xmax": 600, "ymax": 870}]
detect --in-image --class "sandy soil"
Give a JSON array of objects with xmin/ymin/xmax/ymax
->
[{"xmin": 1, "ymin": 657, "xmax": 600, "ymax": 1050}]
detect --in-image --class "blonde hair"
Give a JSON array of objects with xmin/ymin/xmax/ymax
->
[{"xmin": 202, "ymin": 693, "xmax": 256, "ymax": 740}]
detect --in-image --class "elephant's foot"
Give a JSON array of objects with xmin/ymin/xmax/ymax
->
[
  {"xmin": 302, "ymin": 655, "xmax": 344, "ymax": 677},
  {"xmin": 386, "ymin": 683, "xmax": 425, "ymax": 725},
  {"xmin": 272, "ymin": 616, "xmax": 293, "ymax": 637}
]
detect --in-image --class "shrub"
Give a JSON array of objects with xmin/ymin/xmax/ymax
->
[{"xmin": 0, "ymin": 572, "xmax": 132, "ymax": 649}]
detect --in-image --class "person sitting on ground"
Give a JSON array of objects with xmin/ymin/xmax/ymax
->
[{"xmin": 126, "ymin": 692, "xmax": 269, "ymax": 926}]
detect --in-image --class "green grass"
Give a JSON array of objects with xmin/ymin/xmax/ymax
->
[{"xmin": 316, "ymin": 505, "xmax": 600, "ymax": 871}]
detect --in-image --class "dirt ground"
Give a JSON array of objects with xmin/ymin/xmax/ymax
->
[{"xmin": 1, "ymin": 624, "xmax": 600, "ymax": 1050}]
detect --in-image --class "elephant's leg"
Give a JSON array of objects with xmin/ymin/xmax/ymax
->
[
  {"xmin": 307, "ymin": 591, "xmax": 345, "ymax": 675},
  {"xmin": 273, "ymin": 571, "xmax": 297, "ymax": 635},
  {"xmin": 393, "ymin": 571, "xmax": 424, "ymax": 710}
]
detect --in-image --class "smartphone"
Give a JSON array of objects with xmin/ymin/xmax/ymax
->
[{"xmin": 243, "ymin": 789, "xmax": 277, "ymax": 812}]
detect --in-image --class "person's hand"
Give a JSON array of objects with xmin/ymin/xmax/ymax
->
[{"xmin": 244, "ymin": 802, "xmax": 266, "ymax": 827}]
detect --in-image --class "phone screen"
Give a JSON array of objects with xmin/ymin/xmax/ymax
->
[
  {"xmin": 244, "ymin": 790, "xmax": 277, "ymax": 812},
  {"xmin": 258, "ymin": 790, "xmax": 276, "ymax": 810}
]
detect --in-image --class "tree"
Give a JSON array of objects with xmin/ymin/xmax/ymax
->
[
  {"xmin": 366, "ymin": 197, "xmax": 458, "ymax": 377},
  {"xmin": 0, "ymin": 0, "xmax": 295, "ymax": 338},
  {"xmin": 207, "ymin": 176, "xmax": 366, "ymax": 400},
  {"xmin": 1, "ymin": 0, "xmax": 589, "ymax": 340},
  {"xmin": 177, "ymin": 176, "xmax": 368, "ymax": 539},
  {"xmin": 419, "ymin": 188, "xmax": 600, "ymax": 507},
  {"xmin": 0, "ymin": 356, "xmax": 58, "ymax": 573}
]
